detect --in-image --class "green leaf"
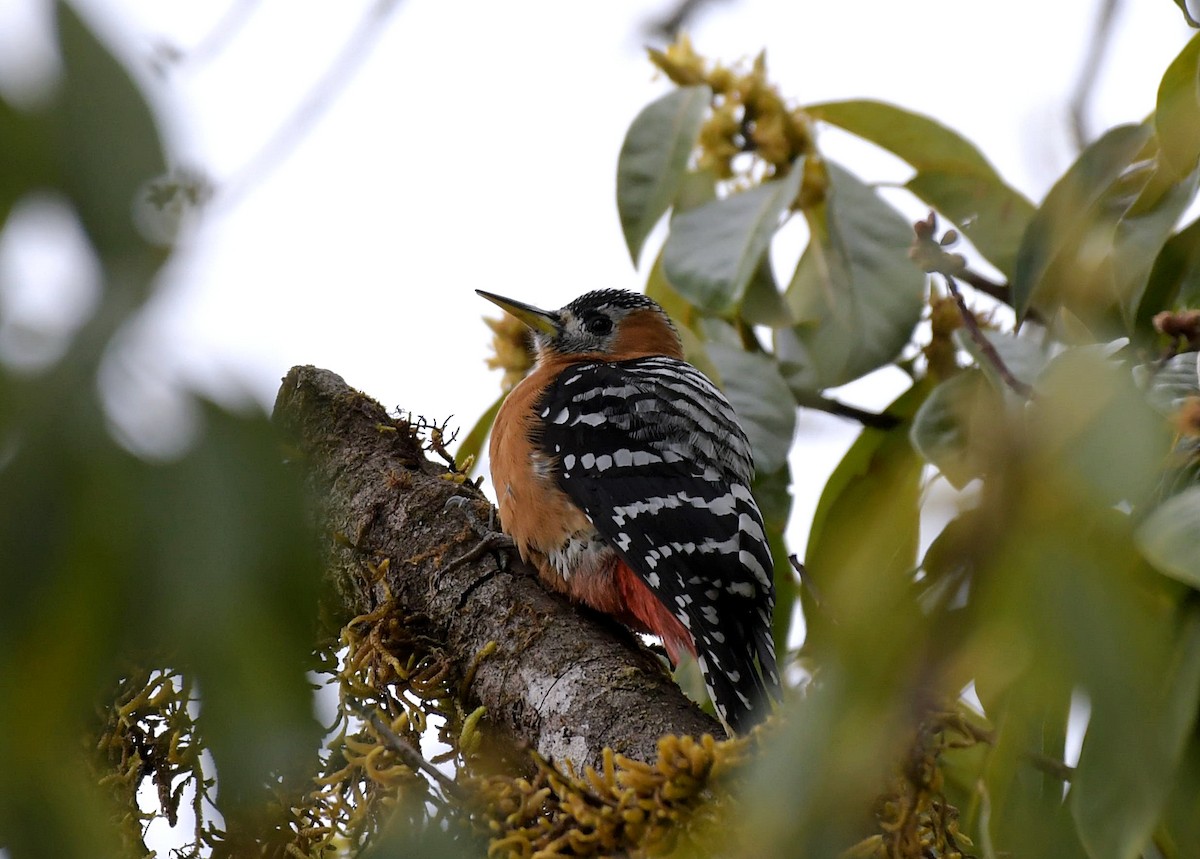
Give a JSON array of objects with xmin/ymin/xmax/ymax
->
[
  {"xmin": 616, "ymin": 85, "xmax": 712, "ymax": 265},
  {"xmin": 1156, "ymin": 34, "xmax": 1200, "ymax": 181},
  {"xmin": 1113, "ymin": 164, "xmax": 1200, "ymax": 325},
  {"xmin": 1071, "ymin": 603, "xmax": 1200, "ymax": 859},
  {"xmin": 1032, "ymin": 346, "xmax": 1173, "ymax": 508},
  {"xmin": 909, "ymin": 369, "xmax": 995, "ymax": 489},
  {"xmin": 952, "ymin": 328, "xmax": 1049, "ymax": 395},
  {"xmin": 776, "ymin": 161, "xmax": 926, "ymax": 392},
  {"xmin": 1138, "ymin": 352, "xmax": 1198, "ymax": 415},
  {"xmin": 1010, "ymin": 123, "xmax": 1154, "ymax": 322},
  {"xmin": 803, "ymin": 379, "xmax": 929, "ymax": 652},
  {"xmin": 807, "ymin": 99, "xmax": 1034, "ymax": 278},
  {"xmin": 142, "ymin": 404, "xmax": 322, "ymax": 811},
  {"xmin": 0, "ymin": 95, "xmax": 55, "ymax": 228},
  {"xmin": 1137, "ymin": 486, "xmax": 1200, "ymax": 587},
  {"xmin": 662, "ymin": 162, "xmax": 804, "ymax": 313},
  {"xmin": 1172, "ymin": 0, "xmax": 1200, "ymax": 27},
  {"xmin": 706, "ymin": 343, "xmax": 796, "ymax": 474},
  {"xmin": 457, "ymin": 392, "xmax": 504, "ymax": 476},
  {"xmin": 741, "ymin": 257, "xmax": 795, "ymax": 327},
  {"xmin": 807, "ymin": 99, "xmax": 995, "ymax": 175},
  {"xmin": 644, "ymin": 250, "xmax": 723, "ymax": 382},
  {"xmin": 1138, "ymin": 215, "xmax": 1200, "ymax": 323},
  {"xmin": 55, "ymin": 1, "xmax": 168, "ymax": 273}
]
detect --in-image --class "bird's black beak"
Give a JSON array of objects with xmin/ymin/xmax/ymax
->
[{"xmin": 475, "ymin": 290, "xmax": 560, "ymax": 336}]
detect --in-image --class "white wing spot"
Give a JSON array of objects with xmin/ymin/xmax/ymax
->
[{"xmin": 573, "ymin": 412, "xmax": 606, "ymax": 427}]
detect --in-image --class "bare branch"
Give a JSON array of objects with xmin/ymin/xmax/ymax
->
[{"xmin": 272, "ymin": 366, "xmax": 722, "ymax": 772}]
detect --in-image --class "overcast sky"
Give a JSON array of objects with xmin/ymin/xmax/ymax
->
[{"xmin": 0, "ymin": 0, "xmax": 1192, "ymax": 550}]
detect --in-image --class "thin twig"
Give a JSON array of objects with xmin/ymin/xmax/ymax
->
[
  {"xmin": 944, "ymin": 273, "xmax": 1033, "ymax": 398},
  {"xmin": 910, "ymin": 213, "xmax": 1034, "ymax": 398},
  {"xmin": 359, "ymin": 707, "xmax": 464, "ymax": 799},
  {"xmin": 214, "ymin": 0, "xmax": 404, "ymax": 209},
  {"xmin": 956, "ymin": 269, "xmax": 1009, "ymax": 305},
  {"xmin": 1068, "ymin": 0, "xmax": 1121, "ymax": 152},
  {"xmin": 787, "ymin": 554, "xmax": 831, "ymax": 620},
  {"xmin": 792, "ymin": 391, "xmax": 901, "ymax": 429},
  {"xmin": 183, "ymin": 0, "xmax": 259, "ymax": 71},
  {"xmin": 1026, "ymin": 750, "xmax": 1075, "ymax": 783}
]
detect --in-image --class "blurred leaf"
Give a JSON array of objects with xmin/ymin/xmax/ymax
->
[
  {"xmin": 1172, "ymin": 0, "xmax": 1200, "ymax": 26},
  {"xmin": 776, "ymin": 161, "xmax": 926, "ymax": 392},
  {"xmin": 673, "ymin": 166, "xmax": 719, "ymax": 212},
  {"xmin": 1030, "ymin": 346, "xmax": 1173, "ymax": 508},
  {"xmin": 1010, "ymin": 124, "xmax": 1154, "ymax": 323},
  {"xmin": 0, "ymin": 96, "xmax": 55, "ymax": 228},
  {"xmin": 1137, "ymin": 351, "xmax": 1199, "ymax": 415},
  {"xmin": 909, "ymin": 369, "xmax": 995, "ymax": 489},
  {"xmin": 1070, "ymin": 592, "xmax": 1200, "ymax": 859},
  {"xmin": 0, "ymin": 421, "xmax": 139, "ymax": 859},
  {"xmin": 706, "ymin": 343, "xmax": 796, "ymax": 474},
  {"xmin": 804, "ymin": 380, "xmax": 929, "ymax": 650},
  {"xmin": 1161, "ymin": 738, "xmax": 1200, "ymax": 852},
  {"xmin": 1139, "ymin": 215, "xmax": 1200, "ymax": 322},
  {"xmin": 740, "ymin": 669, "xmax": 911, "ymax": 857},
  {"xmin": 55, "ymin": 1, "xmax": 168, "ymax": 275},
  {"xmin": 744, "ymin": 384, "xmax": 929, "ymax": 856},
  {"xmin": 1115, "ymin": 165, "xmax": 1200, "ymax": 327},
  {"xmin": 916, "ymin": 507, "xmax": 989, "ymax": 621},
  {"xmin": 953, "ymin": 328, "xmax": 1049, "ymax": 396},
  {"xmin": 1156, "ymin": 34, "xmax": 1200, "ymax": 181},
  {"xmin": 457, "ymin": 392, "xmax": 504, "ymax": 476},
  {"xmin": 807, "ymin": 99, "xmax": 1034, "ymax": 277},
  {"xmin": 662, "ymin": 163, "xmax": 804, "ymax": 313},
  {"xmin": 140, "ymin": 404, "xmax": 322, "ymax": 812},
  {"xmin": 616, "ymin": 85, "xmax": 711, "ymax": 265},
  {"xmin": 1137, "ymin": 486, "xmax": 1200, "ymax": 587}
]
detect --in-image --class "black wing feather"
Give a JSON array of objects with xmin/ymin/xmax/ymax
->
[{"xmin": 534, "ymin": 356, "xmax": 779, "ymax": 731}]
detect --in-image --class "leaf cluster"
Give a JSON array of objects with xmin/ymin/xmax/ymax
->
[
  {"xmin": 1, "ymin": 5, "xmax": 322, "ymax": 857},
  {"xmin": 468, "ymin": 23, "xmax": 1200, "ymax": 859}
]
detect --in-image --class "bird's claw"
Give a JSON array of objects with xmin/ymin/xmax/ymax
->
[{"xmin": 443, "ymin": 494, "xmax": 512, "ymax": 571}]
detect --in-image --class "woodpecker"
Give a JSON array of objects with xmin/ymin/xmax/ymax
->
[{"xmin": 478, "ymin": 287, "xmax": 779, "ymax": 733}]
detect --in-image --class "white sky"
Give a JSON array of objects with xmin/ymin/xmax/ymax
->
[{"xmin": 0, "ymin": 0, "xmax": 1193, "ymax": 553}]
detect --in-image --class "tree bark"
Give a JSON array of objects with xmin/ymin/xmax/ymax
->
[{"xmin": 272, "ymin": 366, "xmax": 722, "ymax": 772}]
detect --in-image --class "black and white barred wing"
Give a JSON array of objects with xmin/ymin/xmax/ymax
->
[{"xmin": 534, "ymin": 356, "xmax": 780, "ymax": 729}]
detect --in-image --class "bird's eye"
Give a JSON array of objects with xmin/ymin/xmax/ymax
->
[{"xmin": 584, "ymin": 315, "xmax": 613, "ymax": 336}]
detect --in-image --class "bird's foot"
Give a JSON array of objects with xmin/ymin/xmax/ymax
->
[{"xmin": 442, "ymin": 495, "xmax": 513, "ymax": 572}]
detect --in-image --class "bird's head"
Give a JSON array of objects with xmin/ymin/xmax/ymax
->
[{"xmin": 476, "ymin": 289, "xmax": 683, "ymax": 361}]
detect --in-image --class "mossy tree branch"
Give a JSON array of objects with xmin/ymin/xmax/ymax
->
[{"xmin": 272, "ymin": 365, "xmax": 721, "ymax": 772}]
